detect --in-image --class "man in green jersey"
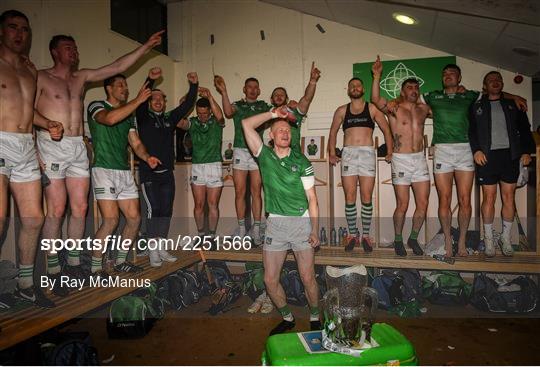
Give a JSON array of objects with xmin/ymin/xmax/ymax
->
[
  {"xmin": 307, "ymin": 139, "xmax": 318, "ymax": 156},
  {"xmin": 87, "ymin": 73, "xmax": 161, "ymax": 276},
  {"xmin": 214, "ymin": 76, "xmax": 271, "ymax": 244},
  {"xmin": 242, "ymin": 106, "xmax": 321, "ymax": 336},
  {"xmin": 269, "ymin": 62, "xmax": 321, "ymax": 152},
  {"xmin": 420, "ymin": 64, "xmax": 527, "ymax": 257},
  {"xmin": 224, "ymin": 142, "xmax": 233, "ymax": 160},
  {"xmin": 178, "ymin": 88, "xmax": 225, "ymax": 242}
]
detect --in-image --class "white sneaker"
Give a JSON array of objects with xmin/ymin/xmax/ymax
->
[
  {"xmin": 149, "ymin": 249, "xmax": 162, "ymax": 267},
  {"xmin": 251, "ymin": 225, "xmax": 262, "ymax": 246},
  {"xmin": 248, "ymin": 292, "xmax": 267, "ymax": 313},
  {"xmin": 498, "ymin": 236, "xmax": 514, "ymax": 257},
  {"xmin": 158, "ymin": 249, "xmax": 177, "ymax": 262},
  {"xmin": 260, "ymin": 295, "xmax": 274, "ymax": 314},
  {"xmin": 484, "ymin": 236, "xmax": 496, "ymax": 257}
]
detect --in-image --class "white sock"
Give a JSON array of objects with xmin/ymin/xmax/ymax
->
[
  {"xmin": 238, "ymin": 219, "xmax": 246, "ymax": 237},
  {"xmin": 502, "ymin": 220, "xmax": 513, "ymax": 241},
  {"xmin": 484, "ymin": 223, "xmax": 493, "ymax": 239},
  {"xmin": 252, "ymin": 221, "xmax": 261, "ymax": 238},
  {"xmin": 283, "ymin": 313, "xmax": 294, "ymax": 322}
]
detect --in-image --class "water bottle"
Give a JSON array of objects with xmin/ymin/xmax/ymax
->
[
  {"xmin": 338, "ymin": 227, "xmax": 344, "ymax": 246},
  {"xmin": 330, "ymin": 227, "xmax": 336, "ymax": 246},
  {"xmin": 320, "ymin": 227, "xmax": 327, "ymax": 246}
]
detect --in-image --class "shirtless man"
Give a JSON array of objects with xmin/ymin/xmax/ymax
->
[
  {"xmin": 328, "ymin": 77, "xmax": 393, "ymax": 252},
  {"xmin": 0, "ymin": 10, "xmax": 61, "ymax": 308},
  {"xmin": 34, "ymin": 31, "xmax": 163, "ymax": 289},
  {"xmin": 270, "ymin": 62, "xmax": 321, "ymax": 152},
  {"xmin": 214, "ymin": 76, "xmax": 271, "ymax": 243},
  {"xmin": 371, "ymin": 56, "xmax": 429, "ymax": 256}
]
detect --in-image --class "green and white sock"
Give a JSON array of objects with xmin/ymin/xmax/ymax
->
[
  {"xmin": 67, "ymin": 249, "xmax": 80, "ymax": 266},
  {"xmin": 345, "ymin": 203, "xmax": 358, "ymax": 236},
  {"xmin": 47, "ymin": 254, "xmax": 61, "ymax": 275},
  {"xmin": 361, "ymin": 202, "xmax": 373, "ymax": 237},
  {"xmin": 278, "ymin": 305, "xmax": 294, "ymax": 322},
  {"xmin": 18, "ymin": 264, "xmax": 34, "ymax": 289},
  {"xmin": 91, "ymin": 256, "xmax": 102, "ymax": 273},
  {"xmin": 116, "ymin": 249, "xmax": 129, "ymax": 265}
]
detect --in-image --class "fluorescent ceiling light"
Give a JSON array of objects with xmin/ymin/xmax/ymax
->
[{"xmin": 393, "ymin": 13, "xmax": 417, "ymax": 25}]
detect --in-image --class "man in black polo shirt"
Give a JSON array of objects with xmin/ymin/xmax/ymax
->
[{"xmin": 136, "ymin": 67, "xmax": 198, "ymax": 266}]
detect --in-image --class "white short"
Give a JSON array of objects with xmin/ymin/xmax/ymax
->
[
  {"xmin": 91, "ymin": 167, "xmax": 139, "ymax": 200},
  {"xmin": 341, "ymin": 146, "xmax": 376, "ymax": 177},
  {"xmin": 0, "ymin": 131, "xmax": 40, "ymax": 183},
  {"xmin": 433, "ymin": 143, "xmax": 474, "ymax": 174},
  {"xmin": 391, "ymin": 152, "xmax": 430, "ymax": 185},
  {"xmin": 232, "ymin": 148, "xmax": 258, "ymax": 171},
  {"xmin": 263, "ymin": 212, "xmax": 312, "ymax": 252},
  {"xmin": 37, "ymin": 131, "xmax": 89, "ymax": 179},
  {"xmin": 190, "ymin": 162, "xmax": 223, "ymax": 188}
]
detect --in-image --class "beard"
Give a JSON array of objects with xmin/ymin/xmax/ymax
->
[{"xmin": 348, "ymin": 91, "xmax": 364, "ymax": 99}]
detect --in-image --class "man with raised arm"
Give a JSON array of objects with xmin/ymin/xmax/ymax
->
[
  {"xmin": 214, "ymin": 76, "xmax": 271, "ymax": 244},
  {"xmin": 178, "ymin": 88, "xmax": 225, "ymax": 248},
  {"xmin": 34, "ymin": 31, "xmax": 163, "ymax": 289},
  {"xmin": 242, "ymin": 106, "xmax": 320, "ymax": 336},
  {"xmin": 136, "ymin": 68, "xmax": 198, "ymax": 266},
  {"xmin": 327, "ymin": 77, "xmax": 393, "ymax": 252},
  {"xmin": 0, "ymin": 10, "xmax": 61, "ymax": 308},
  {"xmin": 371, "ymin": 56, "xmax": 430, "ymax": 257},
  {"xmin": 87, "ymin": 73, "xmax": 160, "ymax": 277},
  {"xmin": 270, "ymin": 62, "xmax": 321, "ymax": 152}
]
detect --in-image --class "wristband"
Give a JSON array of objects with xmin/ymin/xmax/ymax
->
[{"xmin": 270, "ymin": 111, "xmax": 278, "ymax": 119}]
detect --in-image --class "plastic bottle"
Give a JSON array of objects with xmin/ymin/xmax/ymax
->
[
  {"xmin": 320, "ymin": 227, "xmax": 327, "ymax": 246},
  {"xmin": 330, "ymin": 227, "xmax": 336, "ymax": 246}
]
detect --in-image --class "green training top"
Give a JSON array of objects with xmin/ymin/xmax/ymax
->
[
  {"xmin": 423, "ymin": 90, "xmax": 480, "ymax": 144},
  {"xmin": 257, "ymin": 145, "xmax": 314, "ymax": 216},
  {"xmin": 87, "ymin": 101, "xmax": 135, "ymax": 170},
  {"xmin": 188, "ymin": 116, "xmax": 223, "ymax": 164},
  {"xmin": 232, "ymin": 100, "xmax": 272, "ymax": 148}
]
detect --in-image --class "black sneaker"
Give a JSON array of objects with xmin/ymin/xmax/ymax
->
[
  {"xmin": 361, "ymin": 236, "xmax": 374, "ymax": 253},
  {"xmin": 310, "ymin": 320, "xmax": 322, "ymax": 331},
  {"xmin": 114, "ymin": 261, "xmax": 143, "ymax": 273},
  {"xmin": 269, "ymin": 319, "xmax": 296, "ymax": 336},
  {"xmin": 394, "ymin": 241, "xmax": 407, "ymax": 256},
  {"xmin": 48, "ymin": 273, "xmax": 70, "ymax": 297},
  {"xmin": 407, "ymin": 238, "xmax": 424, "ymax": 256},
  {"xmin": 63, "ymin": 264, "xmax": 88, "ymax": 281},
  {"xmin": 0, "ymin": 292, "xmax": 17, "ymax": 311},
  {"xmin": 344, "ymin": 235, "xmax": 358, "ymax": 252},
  {"xmin": 14, "ymin": 285, "xmax": 56, "ymax": 308}
]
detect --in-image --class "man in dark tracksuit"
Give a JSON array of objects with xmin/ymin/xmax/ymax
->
[
  {"xmin": 136, "ymin": 68, "xmax": 198, "ymax": 266},
  {"xmin": 468, "ymin": 71, "xmax": 535, "ymax": 257}
]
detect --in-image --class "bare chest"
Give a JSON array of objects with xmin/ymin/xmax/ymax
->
[{"xmin": 0, "ymin": 63, "xmax": 36, "ymax": 99}]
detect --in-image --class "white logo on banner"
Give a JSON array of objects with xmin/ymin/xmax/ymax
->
[{"xmin": 380, "ymin": 63, "xmax": 425, "ymax": 98}]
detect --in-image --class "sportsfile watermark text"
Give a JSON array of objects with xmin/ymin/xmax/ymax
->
[{"xmin": 40, "ymin": 235, "xmax": 252, "ymax": 253}]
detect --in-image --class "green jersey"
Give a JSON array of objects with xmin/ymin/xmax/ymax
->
[
  {"xmin": 232, "ymin": 100, "xmax": 272, "ymax": 148},
  {"xmin": 307, "ymin": 143, "xmax": 318, "ymax": 156},
  {"xmin": 224, "ymin": 148, "xmax": 233, "ymax": 160},
  {"xmin": 257, "ymin": 145, "xmax": 314, "ymax": 216},
  {"xmin": 87, "ymin": 101, "xmax": 135, "ymax": 170},
  {"xmin": 188, "ymin": 116, "xmax": 223, "ymax": 164},
  {"xmin": 289, "ymin": 108, "xmax": 305, "ymax": 152},
  {"xmin": 423, "ymin": 90, "xmax": 480, "ymax": 144}
]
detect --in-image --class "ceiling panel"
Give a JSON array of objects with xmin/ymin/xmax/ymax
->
[
  {"xmin": 504, "ymin": 22, "xmax": 540, "ymax": 45},
  {"xmin": 261, "ymin": 0, "xmax": 540, "ymax": 76}
]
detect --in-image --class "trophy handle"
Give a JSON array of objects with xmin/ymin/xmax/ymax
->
[{"xmin": 362, "ymin": 287, "xmax": 379, "ymax": 320}]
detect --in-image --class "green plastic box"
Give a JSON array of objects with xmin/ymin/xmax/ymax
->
[{"xmin": 261, "ymin": 323, "xmax": 417, "ymax": 366}]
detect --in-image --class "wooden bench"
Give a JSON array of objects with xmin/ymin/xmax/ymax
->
[
  {"xmin": 204, "ymin": 247, "xmax": 540, "ymax": 274},
  {"xmin": 0, "ymin": 251, "xmax": 200, "ymax": 351}
]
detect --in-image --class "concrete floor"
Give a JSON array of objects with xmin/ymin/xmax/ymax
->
[{"xmin": 63, "ymin": 294, "xmax": 540, "ymax": 365}]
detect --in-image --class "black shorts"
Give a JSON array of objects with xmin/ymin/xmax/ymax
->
[{"xmin": 476, "ymin": 149, "xmax": 519, "ymax": 185}]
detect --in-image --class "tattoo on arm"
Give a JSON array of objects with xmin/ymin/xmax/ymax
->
[{"xmin": 393, "ymin": 133, "xmax": 402, "ymax": 152}]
